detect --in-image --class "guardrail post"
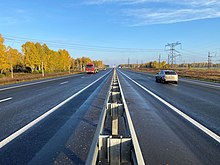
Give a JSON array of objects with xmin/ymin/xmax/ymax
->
[{"xmin": 111, "ymin": 103, "xmax": 119, "ymax": 135}]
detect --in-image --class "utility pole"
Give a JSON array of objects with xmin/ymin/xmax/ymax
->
[
  {"xmin": 128, "ymin": 57, "xmax": 130, "ymax": 68},
  {"xmin": 208, "ymin": 52, "xmax": 211, "ymax": 69},
  {"xmin": 158, "ymin": 54, "xmax": 161, "ymax": 69},
  {"xmin": 165, "ymin": 42, "xmax": 182, "ymax": 68}
]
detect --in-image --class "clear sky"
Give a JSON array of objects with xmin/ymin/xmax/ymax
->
[{"xmin": 1, "ymin": 0, "xmax": 220, "ymax": 66}]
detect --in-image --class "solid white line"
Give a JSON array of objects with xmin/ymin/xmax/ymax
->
[
  {"xmin": 60, "ymin": 81, "xmax": 68, "ymax": 85},
  {"xmin": 0, "ymin": 74, "xmax": 84, "ymax": 91},
  {"xmin": 170, "ymin": 84, "xmax": 178, "ymax": 87},
  {"xmin": 118, "ymin": 70, "xmax": 220, "ymax": 143},
  {"xmin": 0, "ymin": 97, "xmax": 13, "ymax": 103},
  {"xmin": 117, "ymin": 73, "xmax": 145, "ymax": 164},
  {"xmin": 0, "ymin": 71, "xmax": 111, "ymax": 149}
]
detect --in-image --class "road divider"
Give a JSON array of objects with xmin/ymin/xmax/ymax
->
[
  {"xmin": 0, "ymin": 70, "xmax": 112, "ymax": 149},
  {"xmin": 118, "ymin": 70, "xmax": 220, "ymax": 143},
  {"xmin": 86, "ymin": 69, "xmax": 145, "ymax": 165},
  {"xmin": 0, "ymin": 97, "xmax": 13, "ymax": 103}
]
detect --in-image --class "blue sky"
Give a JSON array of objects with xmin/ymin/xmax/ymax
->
[{"xmin": 1, "ymin": 0, "xmax": 220, "ymax": 65}]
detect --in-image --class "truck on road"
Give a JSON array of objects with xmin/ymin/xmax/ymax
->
[{"xmin": 86, "ymin": 63, "xmax": 98, "ymax": 74}]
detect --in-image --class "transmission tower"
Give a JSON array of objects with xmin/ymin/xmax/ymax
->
[
  {"xmin": 165, "ymin": 41, "xmax": 182, "ymax": 68},
  {"xmin": 208, "ymin": 52, "xmax": 217, "ymax": 69}
]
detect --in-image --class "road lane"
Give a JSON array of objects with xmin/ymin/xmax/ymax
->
[
  {"xmin": 117, "ymin": 69, "xmax": 220, "ymax": 164},
  {"xmin": 0, "ymin": 70, "xmax": 113, "ymax": 164},
  {"xmin": 119, "ymin": 70, "xmax": 220, "ymax": 143},
  {"xmin": 124, "ymin": 69, "xmax": 220, "ymax": 89},
  {"xmin": 0, "ymin": 70, "xmax": 111, "ymax": 141},
  {"xmin": 0, "ymin": 73, "xmax": 84, "ymax": 91},
  {"xmin": 0, "ymin": 70, "xmax": 111, "ymax": 148},
  {"xmin": 119, "ymin": 69, "xmax": 220, "ymax": 135}
]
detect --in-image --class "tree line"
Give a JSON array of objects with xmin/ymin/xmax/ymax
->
[
  {"xmin": 0, "ymin": 34, "xmax": 104, "ymax": 76},
  {"xmin": 120, "ymin": 60, "xmax": 220, "ymax": 69}
]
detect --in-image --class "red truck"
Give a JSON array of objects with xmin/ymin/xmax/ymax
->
[{"xmin": 86, "ymin": 63, "xmax": 98, "ymax": 74}]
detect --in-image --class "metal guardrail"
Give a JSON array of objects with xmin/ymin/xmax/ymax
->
[{"xmin": 86, "ymin": 69, "xmax": 145, "ymax": 165}]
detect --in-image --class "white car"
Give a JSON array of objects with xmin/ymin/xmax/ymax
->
[{"xmin": 155, "ymin": 70, "xmax": 178, "ymax": 84}]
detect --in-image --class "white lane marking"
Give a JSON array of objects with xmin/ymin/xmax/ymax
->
[
  {"xmin": 170, "ymin": 84, "xmax": 178, "ymax": 87},
  {"xmin": 0, "ymin": 74, "xmax": 84, "ymax": 91},
  {"xmin": 0, "ymin": 97, "xmax": 13, "ymax": 103},
  {"xmin": 147, "ymin": 77, "xmax": 152, "ymax": 79},
  {"xmin": 180, "ymin": 79, "xmax": 220, "ymax": 89},
  {"xmin": 0, "ymin": 70, "xmax": 111, "ymax": 149},
  {"xmin": 81, "ymin": 76, "xmax": 85, "ymax": 78},
  {"xmin": 60, "ymin": 81, "xmax": 68, "ymax": 85},
  {"xmin": 119, "ymin": 70, "xmax": 220, "ymax": 143}
]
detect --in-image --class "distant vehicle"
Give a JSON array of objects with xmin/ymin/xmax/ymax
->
[
  {"xmin": 86, "ymin": 63, "xmax": 95, "ymax": 74},
  {"xmin": 86, "ymin": 63, "xmax": 98, "ymax": 74},
  {"xmin": 155, "ymin": 70, "xmax": 178, "ymax": 84}
]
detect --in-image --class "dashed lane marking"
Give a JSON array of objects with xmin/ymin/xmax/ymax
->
[{"xmin": 0, "ymin": 97, "xmax": 13, "ymax": 103}]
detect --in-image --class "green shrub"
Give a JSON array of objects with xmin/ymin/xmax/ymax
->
[{"xmin": 0, "ymin": 74, "xmax": 5, "ymax": 78}]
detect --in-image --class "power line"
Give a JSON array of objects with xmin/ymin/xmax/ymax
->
[{"xmin": 3, "ymin": 35, "xmax": 164, "ymax": 53}]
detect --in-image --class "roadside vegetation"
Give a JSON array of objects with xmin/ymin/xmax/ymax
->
[
  {"xmin": 120, "ymin": 61, "xmax": 220, "ymax": 83},
  {"xmin": 0, "ymin": 34, "xmax": 104, "ymax": 85}
]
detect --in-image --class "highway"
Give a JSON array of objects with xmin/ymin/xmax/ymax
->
[
  {"xmin": 0, "ymin": 70, "xmax": 112, "ymax": 164},
  {"xmin": 0, "ymin": 68, "xmax": 220, "ymax": 164},
  {"xmin": 117, "ymin": 69, "xmax": 220, "ymax": 164}
]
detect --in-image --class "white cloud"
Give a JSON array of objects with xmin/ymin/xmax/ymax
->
[
  {"xmin": 85, "ymin": 0, "xmax": 220, "ymax": 25},
  {"xmin": 124, "ymin": 8, "xmax": 220, "ymax": 26}
]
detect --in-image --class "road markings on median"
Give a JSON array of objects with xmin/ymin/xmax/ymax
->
[
  {"xmin": 118, "ymin": 70, "xmax": 220, "ymax": 143},
  {"xmin": 0, "ymin": 70, "xmax": 111, "ymax": 149},
  {"xmin": 60, "ymin": 81, "xmax": 68, "ymax": 85},
  {"xmin": 0, "ymin": 97, "xmax": 12, "ymax": 103}
]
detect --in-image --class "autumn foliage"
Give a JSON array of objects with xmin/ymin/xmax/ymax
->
[{"xmin": 0, "ymin": 34, "xmax": 104, "ymax": 75}]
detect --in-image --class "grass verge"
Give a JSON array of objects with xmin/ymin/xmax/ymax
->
[{"xmin": 0, "ymin": 71, "xmax": 83, "ymax": 86}]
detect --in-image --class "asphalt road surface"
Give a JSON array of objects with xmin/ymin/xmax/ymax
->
[
  {"xmin": 0, "ymin": 68, "xmax": 219, "ymax": 164},
  {"xmin": 117, "ymin": 69, "xmax": 220, "ymax": 165},
  {"xmin": 0, "ymin": 69, "xmax": 112, "ymax": 164}
]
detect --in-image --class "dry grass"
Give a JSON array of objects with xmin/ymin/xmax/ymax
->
[
  {"xmin": 128, "ymin": 68, "xmax": 220, "ymax": 83},
  {"xmin": 176, "ymin": 69, "xmax": 220, "ymax": 83},
  {"xmin": 0, "ymin": 71, "xmax": 82, "ymax": 86}
]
